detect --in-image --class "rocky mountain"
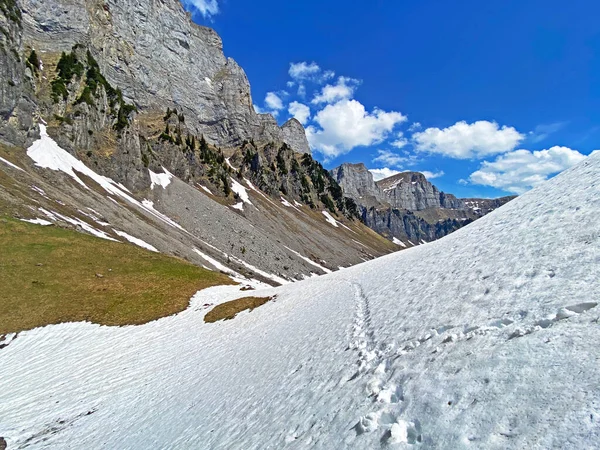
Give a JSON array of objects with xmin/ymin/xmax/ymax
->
[
  {"xmin": 0, "ymin": 0, "xmax": 397, "ymax": 286},
  {"xmin": 332, "ymin": 162, "xmax": 515, "ymax": 244}
]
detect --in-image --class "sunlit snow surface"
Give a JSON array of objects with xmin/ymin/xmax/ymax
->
[{"xmin": 1, "ymin": 155, "xmax": 600, "ymax": 448}]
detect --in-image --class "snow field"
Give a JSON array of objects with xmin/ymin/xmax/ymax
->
[{"xmin": 2, "ymin": 141, "xmax": 599, "ymax": 448}]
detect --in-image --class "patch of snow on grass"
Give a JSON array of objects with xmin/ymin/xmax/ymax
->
[
  {"xmin": 27, "ymin": 124, "xmax": 186, "ymax": 233},
  {"xmin": 148, "ymin": 168, "xmax": 173, "ymax": 190},
  {"xmin": 232, "ymin": 202, "xmax": 244, "ymax": 211},
  {"xmin": 30, "ymin": 186, "xmax": 50, "ymax": 199},
  {"xmin": 284, "ymin": 246, "xmax": 332, "ymax": 274},
  {"xmin": 0, "ymin": 156, "xmax": 24, "ymax": 172},
  {"xmin": 225, "ymin": 158, "xmax": 237, "ymax": 171},
  {"xmin": 322, "ymin": 211, "xmax": 339, "ymax": 227},
  {"xmin": 231, "ymin": 179, "xmax": 252, "ymax": 205},
  {"xmin": 113, "ymin": 230, "xmax": 159, "ymax": 252},
  {"xmin": 393, "ymin": 237, "xmax": 407, "ymax": 247},
  {"xmin": 20, "ymin": 218, "xmax": 53, "ymax": 226},
  {"xmin": 197, "ymin": 184, "xmax": 212, "ymax": 195}
]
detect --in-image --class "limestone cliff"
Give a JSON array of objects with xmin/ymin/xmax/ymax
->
[
  {"xmin": 331, "ymin": 162, "xmax": 515, "ymax": 244},
  {"xmin": 14, "ymin": 0, "xmax": 309, "ymax": 154}
]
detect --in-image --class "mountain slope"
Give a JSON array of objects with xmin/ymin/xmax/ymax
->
[
  {"xmin": 332, "ymin": 162, "xmax": 515, "ymax": 245},
  {"xmin": 1, "ymin": 152, "xmax": 598, "ymax": 448},
  {"xmin": 0, "ymin": 0, "xmax": 397, "ymax": 284}
]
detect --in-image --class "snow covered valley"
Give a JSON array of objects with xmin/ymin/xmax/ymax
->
[{"xmin": 1, "ymin": 154, "xmax": 599, "ymax": 449}]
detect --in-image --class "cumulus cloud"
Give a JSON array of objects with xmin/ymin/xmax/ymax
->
[
  {"xmin": 391, "ymin": 132, "xmax": 408, "ymax": 149},
  {"xmin": 306, "ymin": 99, "xmax": 407, "ymax": 159},
  {"xmin": 413, "ymin": 120, "xmax": 525, "ymax": 159},
  {"xmin": 288, "ymin": 102, "xmax": 311, "ymax": 125},
  {"xmin": 373, "ymin": 149, "xmax": 407, "ymax": 167},
  {"xmin": 181, "ymin": 0, "xmax": 219, "ymax": 17},
  {"xmin": 469, "ymin": 146, "xmax": 587, "ymax": 194},
  {"xmin": 369, "ymin": 168, "xmax": 401, "ymax": 181},
  {"xmin": 312, "ymin": 77, "xmax": 360, "ymax": 104},
  {"xmin": 408, "ymin": 122, "xmax": 422, "ymax": 132},
  {"xmin": 288, "ymin": 62, "xmax": 335, "ymax": 84},
  {"xmin": 289, "ymin": 62, "xmax": 321, "ymax": 80},
  {"xmin": 421, "ymin": 170, "xmax": 445, "ymax": 180},
  {"xmin": 265, "ymin": 92, "xmax": 284, "ymax": 111}
]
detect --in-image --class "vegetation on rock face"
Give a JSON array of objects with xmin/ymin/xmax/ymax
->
[
  {"xmin": 51, "ymin": 51, "xmax": 84, "ymax": 101},
  {"xmin": 52, "ymin": 48, "xmax": 137, "ymax": 132},
  {"xmin": 0, "ymin": 0, "xmax": 21, "ymax": 25},
  {"xmin": 0, "ymin": 217, "xmax": 234, "ymax": 334},
  {"xmin": 26, "ymin": 49, "xmax": 40, "ymax": 73}
]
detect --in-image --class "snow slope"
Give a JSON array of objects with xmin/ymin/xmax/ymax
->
[{"xmin": 1, "ymin": 155, "xmax": 599, "ymax": 448}]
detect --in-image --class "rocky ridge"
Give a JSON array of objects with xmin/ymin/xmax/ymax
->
[{"xmin": 332, "ymin": 162, "xmax": 515, "ymax": 244}]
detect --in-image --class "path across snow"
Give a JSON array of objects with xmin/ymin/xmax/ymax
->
[{"xmin": 1, "ymin": 154, "xmax": 599, "ymax": 448}]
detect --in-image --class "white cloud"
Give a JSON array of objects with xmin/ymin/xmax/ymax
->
[
  {"xmin": 370, "ymin": 168, "xmax": 401, "ymax": 181},
  {"xmin": 312, "ymin": 77, "xmax": 360, "ymax": 104},
  {"xmin": 181, "ymin": 0, "xmax": 219, "ymax": 17},
  {"xmin": 408, "ymin": 122, "xmax": 422, "ymax": 132},
  {"xmin": 253, "ymin": 104, "xmax": 266, "ymax": 114},
  {"xmin": 373, "ymin": 149, "xmax": 407, "ymax": 167},
  {"xmin": 391, "ymin": 132, "xmax": 408, "ymax": 149},
  {"xmin": 265, "ymin": 92, "xmax": 284, "ymax": 111},
  {"xmin": 529, "ymin": 122, "xmax": 567, "ymax": 143},
  {"xmin": 289, "ymin": 62, "xmax": 321, "ymax": 80},
  {"xmin": 288, "ymin": 62, "xmax": 335, "ymax": 88},
  {"xmin": 420, "ymin": 170, "xmax": 445, "ymax": 180},
  {"xmin": 286, "ymin": 81, "xmax": 296, "ymax": 88},
  {"xmin": 288, "ymin": 102, "xmax": 311, "ymax": 125},
  {"xmin": 306, "ymin": 99, "xmax": 407, "ymax": 159},
  {"xmin": 469, "ymin": 146, "xmax": 587, "ymax": 194},
  {"xmin": 413, "ymin": 120, "xmax": 525, "ymax": 159}
]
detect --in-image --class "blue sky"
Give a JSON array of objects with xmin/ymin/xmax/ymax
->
[{"xmin": 182, "ymin": 0, "xmax": 599, "ymax": 198}]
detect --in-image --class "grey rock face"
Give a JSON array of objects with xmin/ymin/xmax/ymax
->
[
  {"xmin": 18, "ymin": 0, "xmax": 310, "ymax": 153},
  {"xmin": 280, "ymin": 119, "xmax": 310, "ymax": 155},
  {"xmin": 331, "ymin": 163, "xmax": 381, "ymax": 200},
  {"xmin": 331, "ymin": 163, "xmax": 515, "ymax": 244},
  {"xmin": 377, "ymin": 172, "xmax": 465, "ymax": 211},
  {"xmin": 0, "ymin": 5, "xmax": 36, "ymax": 146}
]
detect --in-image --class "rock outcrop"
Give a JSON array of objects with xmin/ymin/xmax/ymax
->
[
  {"xmin": 378, "ymin": 171, "xmax": 464, "ymax": 210},
  {"xmin": 16, "ymin": 0, "xmax": 310, "ymax": 154},
  {"xmin": 332, "ymin": 162, "xmax": 515, "ymax": 244}
]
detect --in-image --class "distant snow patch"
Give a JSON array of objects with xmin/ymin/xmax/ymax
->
[
  {"xmin": 149, "ymin": 168, "xmax": 173, "ymax": 190},
  {"xmin": 44, "ymin": 209, "xmax": 117, "ymax": 241},
  {"xmin": 232, "ymin": 202, "xmax": 244, "ymax": 211},
  {"xmin": 393, "ymin": 237, "xmax": 407, "ymax": 247},
  {"xmin": 231, "ymin": 179, "xmax": 252, "ymax": 205},
  {"xmin": 27, "ymin": 124, "xmax": 187, "ymax": 233},
  {"xmin": 113, "ymin": 230, "xmax": 158, "ymax": 252},
  {"xmin": 225, "ymin": 158, "xmax": 238, "ymax": 171},
  {"xmin": 284, "ymin": 246, "xmax": 332, "ymax": 274},
  {"xmin": 30, "ymin": 185, "xmax": 50, "ymax": 199},
  {"xmin": 20, "ymin": 218, "xmax": 53, "ymax": 226},
  {"xmin": 280, "ymin": 197, "xmax": 292, "ymax": 207},
  {"xmin": 0, "ymin": 156, "xmax": 24, "ymax": 172},
  {"xmin": 322, "ymin": 211, "xmax": 339, "ymax": 227},
  {"xmin": 198, "ymin": 184, "xmax": 212, "ymax": 195}
]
